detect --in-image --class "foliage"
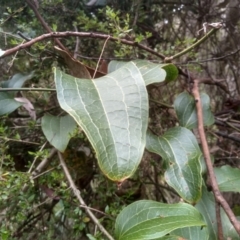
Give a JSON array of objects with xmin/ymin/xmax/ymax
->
[{"xmin": 1, "ymin": 1, "xmax": 240, "ymax": 240}]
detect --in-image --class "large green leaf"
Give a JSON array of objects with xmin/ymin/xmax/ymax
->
[
  {"xmin": 115, "ymin": 200, "xmax": 206, "ymax": 240},
  {"xmin": 174, "ymin": 92, "xmax": 214, "ymax": 129},
  {"xmin": 146, "ymin": 127, "xmax": 202, "ymax": 203},
  {"xmin": 196, "ymin": 186, "xmax": 239, "ymax": 240},
  {"xmin": 54, "ymin": 62, "xmax": 148, "ymax": 181},
  {"xmin": 0, "ymin": 92, "xmax": 23, "ymax": 115},
  {"xmin": 41, "ymin": 114, "xmax": 77, "ymax": 152},
  {"xmin": 214, "ymin": 165, "xmax": 240, "ymax": 192},
  {"xmin": 108, "ymin": 60, "xmax": 178, "ymax": 85}
]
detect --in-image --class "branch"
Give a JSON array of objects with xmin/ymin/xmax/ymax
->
[
  {"xmin": 165, "ymin": 28, "xmax": 220, "ymax": 61},
  {"xmin": 0, "ymin": 31, "xmax": 166, "ymax": 60},
  {"xmin": 57, "ymin": 151, "xmax": 114, "ymax": 240},
  {"xmin": 26, "ymin": 0, "xmax": 67, "ymax": 51},
  {"xmin": 0, "ymin": 88, "xmax": 55, "ymax": 92},
  {"xmin": 192, "ymin": 79, "xmax": 240, "ymax": 236}
]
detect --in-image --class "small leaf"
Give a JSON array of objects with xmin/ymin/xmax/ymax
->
[
  {"xmin": 0, "ymin": 92, "xmax": 23, "ymax": 115},
  {"xmin": 1, "ymin": 72, "xmax": 34, "ymax": 89},
  {"xmin": 54, "ymin": 62, "xmax": 148, "ymax": 181},
  {"xmin": 146, "ymin": 127, "xmax": 202, "ymax": 203},
  {"xmin": 196, "ymin": 185, "xmax": 239, "ymax": 239},
  {"xmin": 115, "ymin": 200, "xmax": 206, "ymax": 240},
  {"xmin": 214, "ymin": 165, "xmax": 240, "ymax": 192},
  {"xmin": 174, "ymin": 92, "xmax": 214, "ymax": 129},
  {"xmin": 41, "ymin": 114, "xmax": 77, "ymax": 152}
]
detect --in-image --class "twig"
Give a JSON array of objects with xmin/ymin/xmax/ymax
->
[
  {"xmin": 0, "ymin": 31, "xmax": 166, "ymax": 60},
  {"xmin": 31, "ymin": 148, "xmax": 57, "ymax": 179},
  {"xmin": 26, "ymin": 0, "xmax": 67, "ymax": 51},
  {"xmin": 93, "ymin": 36, "xmax": 110, "ymax": 79},
  {"xmin": 165, "ymin": 28, "xmax": 220, "ymax": 61},
  {"xmin": 0, "ymin": 88, "xmax": 55, "ymax": 92},
  {"xmin": 192, "ymin": 79, "xmax": 240, "ymax": 236},
  {"xmin": 7, "ymin": 40, "xmax": 24, "ymax": 72},
  {"xmin": 58, "ymin": 151, "xmax": 114, "ymax": 240},
  {"xmin": 73, "ymin": 25, "xmax": 80, "ymax": 59},
  {"xmin": 215, "ymin": 131, "xmax": 240, "ymax": 143},
  {"xmin": 28, "ymin": 141, "xmax": 48, "ymax": 173}
]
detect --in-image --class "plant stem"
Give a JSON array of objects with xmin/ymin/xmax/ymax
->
[
  {"xmin": 58, "ymin": 151, "xmax": 115, "ymax": 240},
  {"xmin": 168, "ymin": 28, "xmax": 219, "ymax": 61},
  {"xmin": 0, "ymin": 88, "xmax": 55, "ymax": 91},
  {"xmin": 192, "ymin": 79, "xmax": 240, "ymax": 237}
]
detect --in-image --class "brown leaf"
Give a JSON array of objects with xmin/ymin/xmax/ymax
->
[
  {"xmin": 54, "ymin": 46, "xmax": 106, "ymax": 79},
  {"xmin": 15, "ymin": 97, "xmax": 36, "ymax": 120}
]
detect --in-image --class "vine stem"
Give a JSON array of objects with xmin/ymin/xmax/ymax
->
[
  {"xmin": 0, "ymin": 88, "xmax": 55, "ymax": 91},
  {"xmin": 165, "ymin": 28, "xmax": 220, "ymax": 61},
  {"xmin": 192, "ymin": 79, "xmax": 240, "ymax": 237},
  {"xmin": 58, "ymin": 151, "xmax": 115, "ymax": 240}
]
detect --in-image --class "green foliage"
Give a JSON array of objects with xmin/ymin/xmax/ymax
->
[
  {"xmin": 115, "ymin": 200, "xmax": 206, "ymax": 240},
  {"xmin": 0, "ymin": 1, "xmax": 239, "ymax": 240}
]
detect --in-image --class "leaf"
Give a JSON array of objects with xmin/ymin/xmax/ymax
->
[
  {"xmin": 214, "ymin": 165, "xmax": 240, "ymax": 192},
  {"xmin": 15, "ymin": 97, "xmax": 36, "ymax": 120},
  {"xmin": 108, "ymin": 60, "xmax": 172, "ymax": 86},
  {"xmin": 54, "ymin": 46, "xmax": 105, "ymax": 79},
  {"xmin": 174, "ymin": 92, "xmax": 214, "ymax": 129},
  {"xmin": 195, "ymin": 185, "xmax": 239, "ymax": 240},
  {"xmin": 146, "ymin": 127, "xmax": 202, "ymax": 203},
  {"xmin": 41, "ymin": 114, "xmax": 77, "ymax": 152},
  {"xmin": 115, "ymin": 200, "xmax": 206, "ymax": 240},
  {"xmin": 0, "ymin": 92, "xmax": 23, "ymax": 115},
  {"xmin": 1, "ymin": 72, "xmax": 34, "ymax": 89},
  {"xmin": 54, "ymin": 62, "xmax": 148, "ymax": 181},
  {"xmin": 172, "ymin": 226, "xmax": 209, "ymax": 240}
]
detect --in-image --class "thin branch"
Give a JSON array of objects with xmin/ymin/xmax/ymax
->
[
  {"xmin": 58, "ymin": 151, "xmax": 114, "ymax": 240},
  {"xmin": 215, "ymin": 131, "xmax": 240, "ymax": 143},
  {"xmin": 0, "ymin": 31, "xmax": 166, "ymax": 60},
  {"xmin": 192, "ymin": 79, "xmax": 240, "ymax": 236},
  {"xmin": 0, "ymin": 88, "xmax": 55, "ymax": 92},
  {"xmin": 26, "ymin": 0, "xmax": 67, "ymax": 51},
  {"xmin": 93, "ymin": 36, "xmax": 110, "ymax": 79},
  {"xmin": 31, "ymin": 148, "xmax": 57, "ymax": 178},
  {"xmin": 28, "ymin": 141, "xmax": 48, "ymax": 173},
  {"xmin": 166, "ymin": 28, "xmax": 220, "ymax": 61},
  {"xmin": 73, "ymin": 25, "xmax": 80, "ymax": 59}
]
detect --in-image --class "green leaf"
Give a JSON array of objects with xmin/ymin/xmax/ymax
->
[
  {"xmin": 54, "ymin": 62, "xmax": 148, "ymax": 181},
  {"xmin": 41, "ymin": 114, "xmax": 77, "ymax": 152},
  {"xmin": 172, "ymin": 226, "xmax": 209, "ymax": 240},
  {"xmin": 196, "ymin": 185, "xmax": 239, "ymax": 240},
  {"xmin": 174, "ymin": 92, "xmax": 214, "ymax": 129},
  {"xmin": 1, "ymin": 72, "xmax": 34, "ymax": 89},
  {"xmin": 115, "ymin": 200, "xmax": 206, "ymax": 240},
  {"xmin": 0, "ymin": 92, "xmax": 23, "ymax": 115},
  {"xmin": 146, "ymin": 127, "xmax": 202, "ymax": 203},
  {"xmin": 108, "ymin": 60, "xmax": 168, "ymax": 85},
  {"xmin": 214, "ymin": 165, "xmax": 240, "ymax": 192}
]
